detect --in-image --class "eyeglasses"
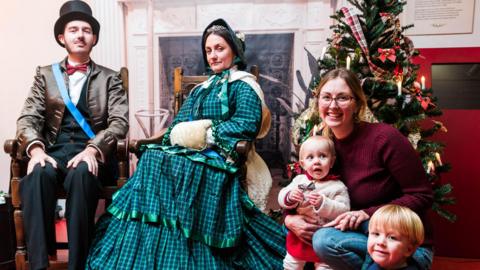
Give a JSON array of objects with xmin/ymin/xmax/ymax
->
[{"xmin": 319, "ymin": 95, "xmax": 356, "ymax": 107}]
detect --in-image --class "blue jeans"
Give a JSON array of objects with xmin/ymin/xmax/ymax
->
[{"xmin": 312, "ymin": 221, "xmax": 433, "ymax": 270}]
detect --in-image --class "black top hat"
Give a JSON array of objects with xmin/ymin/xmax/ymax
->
[
  {"xmin": 54, "ymin": 0, "xmax": 100, "ymax": 47},
  {"xmin": 201, "ymin": 18, "xmax": 247, "ymax": 71}
]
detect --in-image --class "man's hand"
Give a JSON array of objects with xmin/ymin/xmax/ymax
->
[
  {"xmin": 67, "ymin": 147, "xmax": 99, "ymax": 176},
  {"xmin": 284, "ymin": 214, "xmax": 322, "ymax": 244},
  {"xmin": 27, "ymin": 146, "xmax": 57, "ymax": 174}
]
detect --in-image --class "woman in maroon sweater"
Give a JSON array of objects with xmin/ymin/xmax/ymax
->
[{"xmin": 284, "ymin": 69, "xmax": 433, "ymax": 270}]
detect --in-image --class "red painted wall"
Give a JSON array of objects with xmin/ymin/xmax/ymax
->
[{"xmin": 415, "ymin": 48, "xmax": 480, "ymax": 258}]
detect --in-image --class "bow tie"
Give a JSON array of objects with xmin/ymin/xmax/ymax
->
[
  {"xmin": 66, "ymin": 63, "xmax": 88, "ymax": 75},
  {"xmin": 298, "ymin": 182, "xmax": 316, "ymax": 192}
]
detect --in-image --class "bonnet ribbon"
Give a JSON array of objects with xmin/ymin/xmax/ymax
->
[
  {"xmin": 191, "ymin": 69, "xmax": 230, "ymax": 121},
  {"xmin": 217, "ymin": 69, "xmax": 230, "ymax": 119},
  {"xmin": 216, "ymin": 58, "xmax": 244, "ymax": 120}
]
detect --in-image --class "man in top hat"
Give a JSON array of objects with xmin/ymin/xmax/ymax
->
[{"xmin": 16, "ymin": 1, "xmax": 129, "ymax": 269}]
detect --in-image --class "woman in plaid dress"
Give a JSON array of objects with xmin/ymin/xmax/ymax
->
[{"xmin": 86, "ymin": 18, "xmax": 285, "ymax": 269}]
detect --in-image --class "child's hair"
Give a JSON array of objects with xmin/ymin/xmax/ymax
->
[
  {"xmin": 369, "ymin": 204, "xmax": 424, "ymax": 247},
  {"xmin": 299, "ymin": 135, "xmax": 336, "ymax": 160}
]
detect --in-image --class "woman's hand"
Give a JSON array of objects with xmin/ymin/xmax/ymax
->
[
  {"xmin": 284, "ymin": 214, "xmax": 322, "ymax": 244},
  {"xmin": 323, "ymin": 210, "xmax": 369, "ymax": 231}
]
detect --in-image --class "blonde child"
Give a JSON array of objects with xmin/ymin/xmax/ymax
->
[
  {"xmin": 278, "ymin": 136, "xmax": 350, "ymax": 270},
  {"xmin": 364, "ymin": 204, "xmax": 425, "ymax": 270}
]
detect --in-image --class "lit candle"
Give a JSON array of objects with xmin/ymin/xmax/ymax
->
[
  {"xmin": 426, "ymin": 160, "xmax": 435, "ymax": 174},
  {"xmin": 320, "ymin": 46, "xmax": 327, "ymax": 60},
  {"xmin": 421, "ymin": 76, "xmax": 425, "ymax": 90},
  {"xmin": 435, "ymin": 152, "xmax": 443, "ymax": 166},
  {"xmin": 397, "ymin": 80, "xmax": 402, "ymax": 96},
  {"xmin": 346, "ymin": 56, "xmax": 351, "ymax": 70}
]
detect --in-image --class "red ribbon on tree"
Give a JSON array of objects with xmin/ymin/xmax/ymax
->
[
  {"xmin": 340, "ymin": 7, "xmax": 388, "ymax": 78},
  {"xmin": 417, "ymin": 96, "xmax": 435, "ymax": 110},
  {"xmin": 412, "ymin": 81, "xmax": 435, "ymax": 110},
  {"xmin": 286, "ymin": 162, "xmax": 303, "ymax": 179},
  {"xmin": 378, "ymin": 48, "xmax": 397, "ymax": 63},
  {"xmin": 394, "ymin": 65, "xmax": 402, "ymax": 77}
]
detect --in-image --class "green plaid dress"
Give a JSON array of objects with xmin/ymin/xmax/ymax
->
[{"xmin": 86, "ymin": 72, "xmax": 286, "ymax": 269}]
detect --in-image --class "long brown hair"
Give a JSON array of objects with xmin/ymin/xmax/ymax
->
[{"xmin": 313, "ymin": 68, "xmax": 367, "ymax": 137}]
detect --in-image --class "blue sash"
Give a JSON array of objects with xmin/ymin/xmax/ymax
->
[{"xmin": 52, "ymin": 63, "xmax": 96, "ymax": 139}]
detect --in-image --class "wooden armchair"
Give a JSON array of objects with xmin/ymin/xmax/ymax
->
[
  {"xmin": 4, "ymin": 67, "xmax": 130, "ymax": 270},
  {"xmin": 130, "ymin": 65, "xmax": 260, "ymax": 177}
]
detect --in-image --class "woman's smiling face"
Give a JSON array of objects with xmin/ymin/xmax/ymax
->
[
  {"xmin": 205, "ymin": 34, "xmax": 234, "ymax": 74},
  {"xmin": 317, "ymin": 77, "xmax": 357, "ymax": 139}
]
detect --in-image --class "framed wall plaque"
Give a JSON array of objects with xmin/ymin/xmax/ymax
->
[
  {"xmin": 404, "ymin": 0, "xmax": 475, "ymax": 35},
  {"xmin": 159, "ymin": 33, "xmax": 295, "ymax": 167}
]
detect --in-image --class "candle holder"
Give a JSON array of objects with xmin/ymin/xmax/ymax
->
[{"xmin": 134, "ymin": 109, "xmax": 170, "ymax": 138}]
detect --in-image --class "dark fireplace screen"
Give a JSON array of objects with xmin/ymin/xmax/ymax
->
[{"xmin": 159, "ymin": 33, "xmax": 294, "ymax": 168}]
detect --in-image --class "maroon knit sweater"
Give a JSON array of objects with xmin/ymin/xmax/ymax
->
[{"xmin": 333, "ymin": 122, "xmax": 434, "ymax": 246}]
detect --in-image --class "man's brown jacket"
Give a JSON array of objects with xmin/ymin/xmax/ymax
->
[{"xmin": 16, "ymin": 58, "xmax": 129, "ymax": 160}]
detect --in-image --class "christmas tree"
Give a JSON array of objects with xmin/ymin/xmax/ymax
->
[{"xmin": 291, "ymin": 0, "xmax": 455, "ymax": 221}]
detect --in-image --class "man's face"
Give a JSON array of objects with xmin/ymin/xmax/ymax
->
[{"xmin": 58, "ymin": 20, "xmax": 96, "ymax": 57}]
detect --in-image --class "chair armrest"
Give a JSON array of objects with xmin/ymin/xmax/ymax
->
[
  {"xmin": 5, "ymin": 137, "xmax": 251, "ymax": 161},
  {"xmin": 235, "ymin": 140, "xmax": 252, "ymax": 164},
  {"xmin": 4, "ymin": 139, "xmax": 25, "ymax": 207},
  {"xmin": 116, "ymin": 139, "xmax": 129, "ymax": 187},
  {"xmin": 129, "ymin": 128, "xmax": 168, "ymax": 154},
  {"xmin": 4, "ymin": 139, "xmax": 19, "ymax": 157},
  {"xmin": 129, "ymin": 129, "xmax": 252, "ymax": 165},
  {"xmin": 116, "ymin": 139, "xmax": 128, "ymax": 161},
  {"xmin": 235, "ymin": 140, "xmax": 252, "ymax": 192},
  {"xmin": 4, "ymin": 138, "xmax": 26, "ymax": 162},
  {"xmin": 4, "ymin": 138, "xmax": 129, "ymax": 163},
  {"xmin": 235, "ymin": 141, "xmax": 251, "ymax": 155}
]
